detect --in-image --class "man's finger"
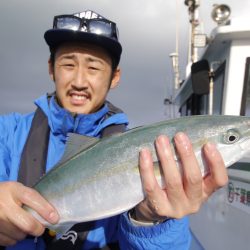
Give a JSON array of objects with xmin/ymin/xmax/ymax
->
[
  {"xmin": 4, "ymin": 204, "xmax": 45, "ymax": 237},
  {"xmin": 0, "ymin": 219, "xmax": 26, "ymax": 241},
  {"xmin": 174, "ymin": 132, "xmax": 202, "ymax": 202},
  {"xmin": 202, "ymin": 143, "xmax": 228, "ymax": 198},
  {"xmin": 17, "ymin": 184, "xmax": 59, "ymax": 225},
  {"xmin": 139, "ymin": 148, "xmax": 160, "ymax": 195},
  {"xmin": 0, "ymin": 233, "xmax": 17, "ymax": 246},
  {"xmin": 136, "ymin": 148, "xmax": 169, "ymax": 220},
  {"xmin": 155, "ymin": 135, "xmax": 184, "ymax": 199}
]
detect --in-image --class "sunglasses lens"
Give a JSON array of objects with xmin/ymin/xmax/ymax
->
[
  {"xmin": 89, "ymin": 20, "xmax": 112, "ymax": 37},
  {"xmin": 56, "ymin": 17, "xmax": 81, "ymax": 31},
  {"xmin": 53, "ymin": 16, "xmax": 117, "ymax": 40}
]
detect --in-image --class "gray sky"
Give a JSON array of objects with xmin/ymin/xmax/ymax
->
[{"xmin": 0, "ymin": 0, "xmax": 249, "ymax": 127}]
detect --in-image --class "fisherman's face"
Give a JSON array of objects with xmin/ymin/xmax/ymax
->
[{"xmin": 48, "ymin": 42, "xmax": 120, "ymax": 114}]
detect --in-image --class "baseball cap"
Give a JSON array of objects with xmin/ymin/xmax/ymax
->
[{"xmin": 44, "ymin": 10, "xmax": 122, "ymax": 67}]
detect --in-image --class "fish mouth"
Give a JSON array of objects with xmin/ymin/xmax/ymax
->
[{"xmin": 238, "ymin": 137, "xmax": 250, "ymax": 151}]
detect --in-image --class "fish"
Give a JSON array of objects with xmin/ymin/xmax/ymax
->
[{"xmin": 25, "ymin": 115, "xmax": 250, "ymax": 233}]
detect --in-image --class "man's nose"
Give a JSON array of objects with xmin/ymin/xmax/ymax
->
[{"xmin": 72, "ymin": 68, "xmax": 88, "ymax": 89}]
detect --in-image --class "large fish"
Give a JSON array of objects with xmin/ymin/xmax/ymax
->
[{"xmin": 25, "ymin": 115, "xmax": 250, "ymax": 233}]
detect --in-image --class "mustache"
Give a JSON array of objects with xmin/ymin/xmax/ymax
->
[{"xmin": 67, "ymin": 87, "xmax": 90, "ymax": 97}]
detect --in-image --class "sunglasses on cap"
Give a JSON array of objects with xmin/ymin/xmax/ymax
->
[{"xmin": 53, "ymin": 15, "xmax": 119, "ymax": 40}]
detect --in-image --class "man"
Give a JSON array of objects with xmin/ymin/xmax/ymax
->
[{"xmin": 0, "ymin": 10, "xmax": 228, "ymax": 250}]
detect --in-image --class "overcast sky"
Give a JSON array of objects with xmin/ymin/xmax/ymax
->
[{"xmin": 0, "ymin": 0, "xmax": 249, "ymax": 128}]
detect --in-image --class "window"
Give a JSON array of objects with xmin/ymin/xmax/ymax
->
[
  {"xmin": 179, "ymin": 61, "xmax": 226, "ymax": 116},
  {"xmin": 240, "ymin": 57, "xmax": 250, "ymax": 116},
  {"xmin": 212, "ymin": 61, "xmax": 226, "ymax": 115}
]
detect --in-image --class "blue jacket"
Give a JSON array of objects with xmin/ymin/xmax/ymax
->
[{"xmin": 0, "ymin": 94, "xmax": 191, "ymax": 250}]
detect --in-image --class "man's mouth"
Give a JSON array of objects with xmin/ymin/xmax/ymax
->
[
  {"xmin": 69, "ymin": 91, "xmax": 90, "ymax": 105},
  {"xmin": 72, "ymin": 94, "xmax": 86, "ymax": 100}
]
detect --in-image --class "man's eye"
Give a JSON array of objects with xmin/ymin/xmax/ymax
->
[
  {"xmin": 62, "ymin": 64, "xmax": 74, "ymax": 69},
  {"xmin": 89, "ymin": 66, "xmax": 99, "ymax": 71}
]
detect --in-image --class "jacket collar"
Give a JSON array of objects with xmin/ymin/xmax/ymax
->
[{"xmin": 34, "ymin": 94, "xmax": 109, "ymax": 138}]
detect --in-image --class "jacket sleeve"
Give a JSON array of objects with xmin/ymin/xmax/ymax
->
[
  {"xmin": 118, "ymin": 212, "xmax": 191, "ymax": 250},
  {"xmin": 0, "ymin": 113, "xmax": 19, "ymax": 181}
]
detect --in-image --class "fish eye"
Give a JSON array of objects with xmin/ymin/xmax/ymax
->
[{"xmin": 224, "ymin": 129, "xmax": 240, "ymax": 144}]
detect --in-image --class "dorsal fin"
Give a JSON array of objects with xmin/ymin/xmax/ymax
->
[{"xmin": 58, "ymin": 133, "xmax": 99, "ymax": 166}]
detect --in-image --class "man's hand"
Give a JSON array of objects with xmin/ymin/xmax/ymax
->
[
  {"xmin": 0, "ymin": 182, "xmax": 59, "ymax": 246},
  {"xmin": 134, "ymin": 132, "xmax": 228, "ymax": 222}
]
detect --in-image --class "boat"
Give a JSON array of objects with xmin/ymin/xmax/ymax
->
[{"xmin": 166, "ymin": 1, "xmax": 250, "ymax": 249}]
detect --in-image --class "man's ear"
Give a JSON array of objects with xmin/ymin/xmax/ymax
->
[
  {"xmin": 110, "ymin": 67, "xmax": 121, "ymax": 89},
  {"xmin": 48, "ymin": 59, "xmax": 55, "ymax": 81}
]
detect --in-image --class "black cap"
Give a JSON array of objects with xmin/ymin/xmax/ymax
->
[{"xmin": 44, "ymin": 10, "xmax": 122, "ymax": 67}]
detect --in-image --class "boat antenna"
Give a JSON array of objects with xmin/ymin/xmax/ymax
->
[
  {"xmin": 185, "ymin": 0, "xmax": 200, "ymax": 64},
  {"xmin": 170, "ymin": 0, "xmax": 181, "ymax": 90}
]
